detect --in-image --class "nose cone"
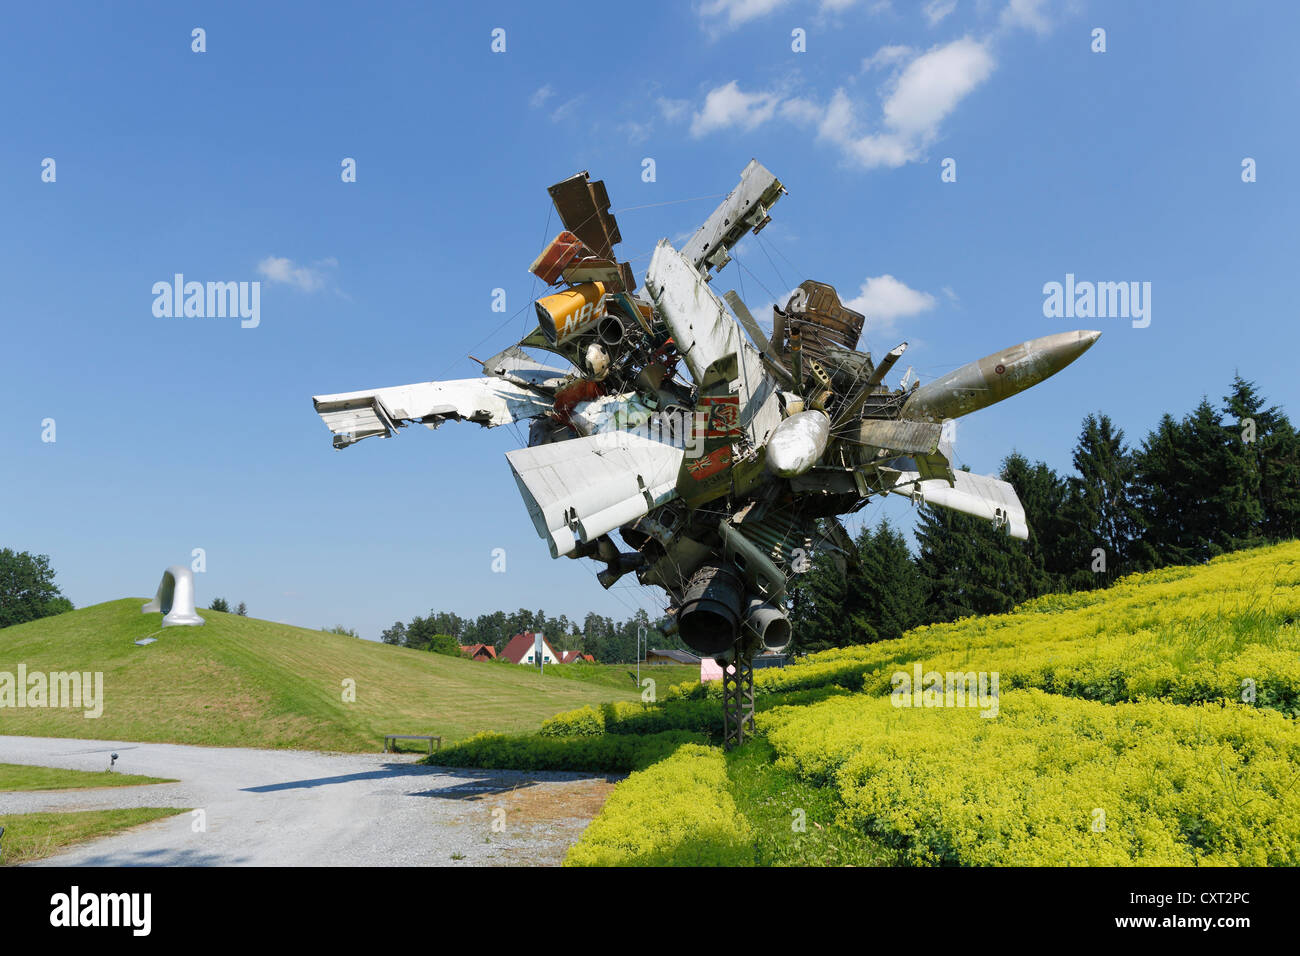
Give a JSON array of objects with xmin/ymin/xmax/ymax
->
[
  {"xmin": 902, "ymin": 329, "xmax": 1103, "ymax": 423},
  {"xmin": 998, "ymin": 328, "xmax": 1103, "ymax": 396},
  {"xmin": 1027, "ymin": 328, "xmax": 1102, "ymax": 379},
  {"xmin": 1056, "ymin": 329, "xmax": 1101, "ymax": 364}
]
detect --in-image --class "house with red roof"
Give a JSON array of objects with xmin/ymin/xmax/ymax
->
[
  {"xmin": 459, "ymin": 643, "xmax": 497, "ymax": 661},
  {"xmin": 500, "ymin": 631, "xmax": 561, "ymax": 665}
]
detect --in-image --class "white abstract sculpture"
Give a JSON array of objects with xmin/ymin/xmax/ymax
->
[{"xmin": 142, "ymin": 565, "xmax": 205, "ymax": 627}]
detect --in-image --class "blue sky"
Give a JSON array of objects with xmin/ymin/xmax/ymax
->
[{"xmin": 3, "ymin": 1, "xmax": 1296, "ymax": 639}]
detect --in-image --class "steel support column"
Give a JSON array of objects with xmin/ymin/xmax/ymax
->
[{"xmin": 722, "ymin": 654, "xmax": 755, "ymax": 750}]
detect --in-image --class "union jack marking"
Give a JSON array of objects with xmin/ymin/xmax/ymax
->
[{"xmin": 685, "ymin": 446, "xmax": 731, "ymax": 480}]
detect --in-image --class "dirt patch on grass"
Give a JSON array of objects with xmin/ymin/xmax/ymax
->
[
  {"xmin": 497, "ymin": 777, "xmax": 618, "ymax": 822},
  {"xmin": 460, "ymin": 777, "xmax": 620, "ymax": 866}
]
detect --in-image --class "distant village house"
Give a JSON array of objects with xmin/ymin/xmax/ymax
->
[{"xmin": 501, "ymin": 631, "xmax": 561, "ymax": 665}]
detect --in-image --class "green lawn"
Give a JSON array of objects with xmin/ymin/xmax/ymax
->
[
  {"xmin": 0, "ymin": 808, "xmax": 186, "ymax": 866},
  {"xmin": 0, "ymin": 599, "xmax": 642, "ymax": 751},
  {"xmin": 722, "ymin": 739, "xmax": 890, "ymax": 865},
  {"xmin": 542, "ymin": 661, "xmax": 701, "ymax": 694},
  {"xmin": 0, "ymin": 763, "xmax": 174, "ymax": 792}
]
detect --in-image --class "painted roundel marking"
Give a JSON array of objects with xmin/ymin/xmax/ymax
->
[{"xmin": 994, "ymin": 364, "xmax": 1005, "ymax": 374}]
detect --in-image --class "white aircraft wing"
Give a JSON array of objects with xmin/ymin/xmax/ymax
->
[
  {"xmin": 313, "ymin": 378, "xmax": 553, "ymax": 449},
  {"xmin": 643, "ymin": 240, "xmax": 781, "ymax": 447},
  {"xmin": 886, "ymin": 469, "xmax": 1030, "ymax": 540},
  {"xmin": 506, "ymin": 431, "xmax": 684, "ymax": 558}
]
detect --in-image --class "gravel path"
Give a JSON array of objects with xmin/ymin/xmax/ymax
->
[{"xmin": 0, "ymin": 736, "xmax": 618, "ymax": 866}]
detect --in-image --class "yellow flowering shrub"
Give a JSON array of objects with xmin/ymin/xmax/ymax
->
[
  {"xmin": 539, "ymin": 704, "xmax": 606, "ymax": 736},
  {"xmin": 564, "ymin": 744, "xmax": 752, "ymax": 866},
  {"xmin": 761, "ymin": 689, "xmax": 1300, "ymax": 865},
  {"xmin": 738, "ymin": 541, "xmax": 1300, "ymax": 711}
]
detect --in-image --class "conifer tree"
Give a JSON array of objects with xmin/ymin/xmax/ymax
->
[
  {"xmin": 1000, "ymin": 452, "xmax": 1071, "ymax": 592},
  {"xmin": 1222, "ymin": 374, "xmax": 1300, "ymax": 543},
  {"xmin": 1134, "ymin": 398, "xmax": 1238, "ymax": 564},
  {"xmin": 915, "ymin": 477, "xmax": 1032, "ymax": 623},
  {"xmin": 1059, "ymin": 413, "xmax": 1145, "ymax": 585},
  {"xmin": 853, "ymin": 519, "xmax": 924, "ymax": 642},
  {"xmin": 788, "ymin": 539, "xmax": 851, "ymax": 652},
  {"xmin": 1131, "ymin": 413, "xmax": 1185, "ymax": 566},
  {"xmin": 1181, "ymin": 397, "xmax": 1238, "ymax": 560}
]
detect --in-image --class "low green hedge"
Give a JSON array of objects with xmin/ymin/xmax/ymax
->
[
  {"xmin": 423, "ymin": 729, "xmax": 705, "ymax": 773},
  {"xmin": 541, "ymin": 686, "xmax": 852, "ymax": 740}
]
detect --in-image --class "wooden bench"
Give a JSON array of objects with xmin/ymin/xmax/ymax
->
[{"xmin": 383, "ymin": 734, "xmax": 442, "ymax": 755}]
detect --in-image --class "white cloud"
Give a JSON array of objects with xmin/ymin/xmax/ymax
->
[
  {"xmin": 1000, "ymin": 0, "xmax": 1053, "ymax": 34},
  {"xmin": 657, "ymin": 97, "xmax": 690, "ymax": 122},
  {"xmin": 690, "ymin": 81, "xmax": 780, "ymax": 137},
  {"xmin": 923, "ymin": 0, "xmax": 957, "ymax": 25},
  {"xmin": 778, "ymin": 96, "xmax": 823, "ymax": 124},
  {"xmin": 861, "ymin": 44, "xmax": 913, "ymax": 71},
  {"xmin": 529, "ymin": 84, "xmax": 554, "ymax": 108},
  {"xmin": 698, "ymin": 0, "xmax": 890, "ymax": 33},
  {"xmin": 818, "ymin": 37, "xmax": 995, "ymax": 167},
  {"xmin": 620, "ymin": 120, "xmax": 654, "ymax": 144},
  {"xmin": 816, "ymin": 88, "xmax": 856, "ymax": 143},
  {"xmin": 803, "ymin": 89, "xmax": 917, "ymax": 170},
  {"xmin": 688, "ymin": 37, "xmax": 994, "ymax": 169},
  {"xmin": 256, "ymin": 256, "xmax": 333, "ymax": 293},
  {"xmin": 881, "ymin": 36, "xmax": 994, "ymax": 138},
  {"xmin": 698, "ymin": 0, "xmax": 793, "ymax": 30},
  {"xmin": 844, "ymin": 274, "xmax": 937, "ymax": 335},
  {"xmin": 550, "ymin": 96, "xmax": 584, "ymax": 123}
]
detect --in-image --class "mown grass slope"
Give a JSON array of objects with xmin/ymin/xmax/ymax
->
[{"xmin": 0, "ymin": 599, "xmax": 640, "ymax": 751}]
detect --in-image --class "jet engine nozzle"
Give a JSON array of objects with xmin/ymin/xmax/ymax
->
[
  {"xmin": 597, "ymin": 314, "xmax": 626, "ymax": 347},
  {"xmin": 742, "ymin": 597, "xmax": 791, "ymax": 652},
  {"xmin": 677, "ymin": 564, "xmax": 746, "ymax": 656},
  {"xmin": 596, "ymin": 552, "xmax": 644, "ymax": 589}
]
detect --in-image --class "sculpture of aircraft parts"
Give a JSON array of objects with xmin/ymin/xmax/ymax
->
[{"xmin": 311, "ymin": 159, "xmax": 1100, "ymax": 746}]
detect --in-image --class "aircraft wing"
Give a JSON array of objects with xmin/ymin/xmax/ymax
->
[
  {"xmin": 885, "ymin": 469, "xmax": 1030, "ymax": 540},
  {"xmin": 643, "ymin": 240, "xmax": 781, "ymax": 447},
  {"xmin": 479, "ymin": 344, "xmax": 573, "ymax": 386},
  {"xmin": 681, "ymin": 158, "xmax": 785, "ymax": 278},
  {"xmin": 312, "ymin": 378, "xmax": 553, "ymax": 449},
  {"xmin": 506, "ymin": 431, "xmax": 684, "ymax": 558}
]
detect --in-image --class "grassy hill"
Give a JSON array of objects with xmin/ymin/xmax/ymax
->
[
  {"xmin": 0, "ymin": 599, "xmax": 641, "ymax": 751},
  {"xmin": 420, "ymin": 540, "xmax": 1300, "ymax": 865}
]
